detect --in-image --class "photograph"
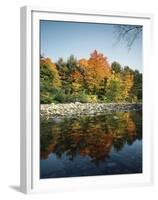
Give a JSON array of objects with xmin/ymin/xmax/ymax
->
[{"xmin": 40, "ymin": 20, "xmax": 143, "ymax": 179}]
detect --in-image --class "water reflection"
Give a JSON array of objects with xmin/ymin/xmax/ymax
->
[{"xmin": 40, "ymin": 111, "xmax": 142, "ymax": 178}]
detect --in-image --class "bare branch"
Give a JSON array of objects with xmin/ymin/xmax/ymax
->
[{"xmin": 114, "ymin": 25, "xmax": 142, "ymax": 51}]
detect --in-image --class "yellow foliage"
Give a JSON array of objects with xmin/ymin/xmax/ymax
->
[
  {"xmin": 40, "ymin": 57, "xmax": 61, "ymax": 88},
  {"xmin": 106, "ymin": 71, "xmax": 134, "ymax": 102}
]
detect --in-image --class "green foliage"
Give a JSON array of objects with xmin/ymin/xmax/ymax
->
[
  {"xmin": 56, "ymin": 56, "xmax": 78, "ymax": 94},
  {"xmin": 111, "ymin": 61, "xmax": 121, "ymax": 73},
  {"xmin": 105, "ymin": 74, "xmax": 124, "ymax": 102},
  {"xmin": 52, "ymin": 91, "xmax": 98, "ymax": 103},
  {"xmin": 72, "ymin": 93, "xmax": 98, "ymax": 103},
  {"xmin": 131, "ymin": 70, "xmax": 142, "ymax": 101},
  {"xmin": 83, "ymin": 95, "xmax": 98, "ymax": 103},
  {"xmin": 40, "ymin": 65, "xmax": 53, "ymax": 91},
  {"xmin": 53, "ymin": 90, "xmax": 71, "ymax": 103},
  {"xmin": 40, "ymin": 92, "xmax": 54, "ymax": 104},
  {"xmin": 40, "ymin": 63, "xmax": 54, "ymax": 104}
]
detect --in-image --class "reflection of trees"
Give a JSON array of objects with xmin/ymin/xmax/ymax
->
[
  {"xmin": 40, "ymin": 111, "xmax": 142, "ymax": 164},
  {"xmin": 40, "ymin": 121, "xmax": 54, "ymax": 159}
]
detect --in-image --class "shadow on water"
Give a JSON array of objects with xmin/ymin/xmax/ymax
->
[{"xmin": 40, "ymin": 111, "xmax": 142, "ymax": 178}]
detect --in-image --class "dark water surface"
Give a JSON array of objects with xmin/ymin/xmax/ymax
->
[{"xmin": 40, "ymin": 111, "xmax": 142, "ymax": 179}]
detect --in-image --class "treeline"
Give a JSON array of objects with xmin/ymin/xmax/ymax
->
[{"xmin": 40, "ymin": 50, "xmax": 142, "ymax": 104}]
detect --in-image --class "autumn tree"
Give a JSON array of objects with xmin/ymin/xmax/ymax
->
[
  {"xmin": 105, "ymin": 67, "xmax": 134, "ymax": 102},
  {"xmin": 79, "ymin": 50, "xmax": 111, "ymax": 94},
  {"xmin": 121, "ymin": 66, "xmax": 134, "ymax": 101},
  {"xmin": 71, "ymin": 70, "xmax": 84, "ymax": 94},
  {"xmin": 40, "ymin": 56, "xmax": 61, "ymax": 103},
  {"xmin": 67, "ymin": 55, "xmax": 83, "ymax": 94},
  {"xmin": 105, "ymin": 73, "xmax": 124, "ymax": 102},
  {"xmin": 78, "ymin": 58, "xmax": 90, "ymax": 92},
  {"xmin": 41, "ymin": 57, "xmax": 61, "ymax": 88}
]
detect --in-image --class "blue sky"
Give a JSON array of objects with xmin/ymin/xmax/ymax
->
[{"xmin": 40, "ymin": 20, "xmax": 142, "ymax": 72}]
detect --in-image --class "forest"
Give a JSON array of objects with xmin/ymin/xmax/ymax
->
[{"xmin": 40, "ymin": 50, "xmax": 142, "ymax": 104}]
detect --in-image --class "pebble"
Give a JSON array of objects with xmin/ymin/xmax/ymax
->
[{"xmin": 40, "ymin": 103, "xmax": 142, "ymax": 120}]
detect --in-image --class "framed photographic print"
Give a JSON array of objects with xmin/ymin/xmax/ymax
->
[{"xmin": 20, "ymin": 6, "xmax": 153, "ymax": 193}]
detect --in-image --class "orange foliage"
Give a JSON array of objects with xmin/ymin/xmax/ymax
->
[
  {"xmin": 41, "ymin": 57, "xmax": 56, "ymax": 71},
  {"xmin": 121, "ymin": 112, "xmax": 136, "ymax": 135},
  {"xmin": 88, "ymin": 50, "xmax": 111, "ymax": 79},
  {"xmin": 79, "ymin": 59, "xmax": 89, "ymax": 68},
  {"xmin": 79, "ymin": 50, "xmax": 111, "ymax": 92},
  {"xmin": 71, "ymin": 71, "xmax": 81, "ymax": 79}
]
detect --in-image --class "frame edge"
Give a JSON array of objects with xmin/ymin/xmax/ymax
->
[{"xmin": 20, "ymin": 6, "xmax": 32, "ymax": 194}]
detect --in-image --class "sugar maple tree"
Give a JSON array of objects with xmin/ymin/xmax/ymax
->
[
  {"xmin": 79, "ymin": 50, "xmax": 111, "ymax": 93},
  {"xmin": 88, "ymin": 50, "xmax": 111, "ymax": 80}
]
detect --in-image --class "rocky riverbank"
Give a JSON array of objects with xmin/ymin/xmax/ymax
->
[{"xmin": 40, "ymin": 102, "xmax": 142, "ymax": 120}]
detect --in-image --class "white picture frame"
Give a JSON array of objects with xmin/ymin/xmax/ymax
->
[{"xmin": 20, "ymin": 6, "xmax": 153, "ymax": 194}]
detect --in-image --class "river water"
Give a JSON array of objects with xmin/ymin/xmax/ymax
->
[{"xmin": 40, "ymin": 111, "xmax": 142, "ymax": 179}]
